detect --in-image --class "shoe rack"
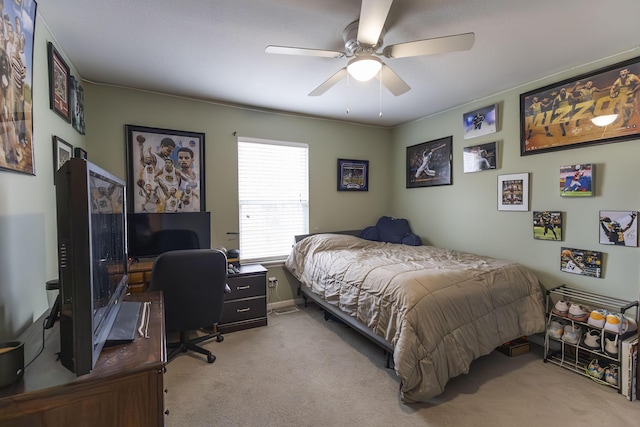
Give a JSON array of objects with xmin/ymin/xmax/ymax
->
[{"xmin": 543, "ymin": 284, "xmax": 639, "ymax": 392}]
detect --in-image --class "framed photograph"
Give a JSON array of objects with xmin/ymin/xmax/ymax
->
[
  {"xmin": 48, "ymin": 42, "xmax": 71, "ymax": 123},
  {"xmin": 74, "ymin": 147, "xmax": 88, "ymax": 159},
  {"xmin": 337, "ymin": 159, "xmax": 369, "ymax": 191},
  {"xmin": 463, "ymin": 141, "xmax": 497, "ymax": 173},
  {"xmin": 126, "ymin": 125, "xmax": 205, "ymax": 213},
  {"xmin": 463, "ymin": 104, "xmax": 498, "ymax": 139},
  {"xmin": 520, "ymin": 55, "xmax": 640, "ymax": 156},
  {"xmin": 599, "ymin": 210, "xmax": 638, "ymax": 247},
  {"xmin": 533, "ymin": 211, "xmax": 562, "ymax": 241},
  {"xmin": 498, "ymin": 173, "xmax": 529, "ymax": 211},
  {"xmin": 406, "ymin": 136, "xmax": 452, "ymax": 188},
  {"xmin": 560, "ymin": 164, "xmax": 594, "ymax": 197},
  {"xmin": 561, "ymin": 247, "xmax": 602, "ymax": 278},
  {"xmin": 0, "ymin": 1, "xmax": 38, "ymax": 176},
  {"xmin": 71, "ymin": 76, "xmax": 86, "ymax": 134},
  {"xmin": 53, "ymin": 136, "xmax": 73, "ymax": 173}
]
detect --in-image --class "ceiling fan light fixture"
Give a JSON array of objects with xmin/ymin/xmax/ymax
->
[{"xmin": 347, "ymin": 56, "xmax": 382, "ymax": 82}]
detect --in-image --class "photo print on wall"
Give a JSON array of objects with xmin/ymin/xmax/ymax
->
[
  {"xmin": 533, "ymin": 211, "xmax": 562, "ymax": 241},
  {"xmin": 560, "ymin": 163, "xmax": 593, "ymax": 197},
  {"xmin": 560, "ymin": 247, "xmax": 602, "ymax": 278},
  {"xmin": 599, "ymin": 211, "xmax": 638, "ymax": 247},
  {"xmin": 463, "ymin": 141, "xmax": 497, "ymax": 173}
]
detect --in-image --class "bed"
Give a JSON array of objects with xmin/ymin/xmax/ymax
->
[{"xmin": 285, "ymin": 232, "xmax": 546, "ymax": 403}]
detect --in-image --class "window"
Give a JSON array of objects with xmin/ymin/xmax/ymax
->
[{"xmin": 237, "ymin": 138, "xmax": 308, "ymax": 263}]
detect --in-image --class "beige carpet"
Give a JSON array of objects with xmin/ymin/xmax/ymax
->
[{"xmin": 165, "ymin": 304, "xmax": 640, "ymax": 426}]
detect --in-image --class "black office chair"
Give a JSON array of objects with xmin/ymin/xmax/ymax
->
[{"xmin": 148, "ymin": 249, "xmax": 229, "ymax": 363}]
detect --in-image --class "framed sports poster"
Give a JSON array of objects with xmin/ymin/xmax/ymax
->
[
  {"xmin": 533, "ymin": 211, "xmax": 562, "ymax": 241},
  {"xmin": 463, "ymin": 141, "xmax": 497, "ymax": 173},
  {"xmin": 560, "ymin": 164, "xmax": 594, "ymax": 197},
  {"xmin": 463, "ymin": 104, "xmax": 498, "ymax": 139},
  {"xmin": 48, "ymin": 42, "xmax": 71, "ymax": 123},
  {"xmin": 337, "ymin": 158, "xmax": 368, "ymax": 191},
  {"xmin": 406, "ymin": 136, "xmax": 452, "ymax": 188},
  {"xmin": 125, "ymin": 125, "xmax": 205, "ymax": 213},
  {"xmin": 521, "ymin": 55, "xmax": 640, "ymax": 156},
  {"xmin": 0, "ymin": 0, "xmax": 38, "ymax": 175},
  {"xmin": 498, "ymin": 173, "xmax": 529, "ymax": 211}
]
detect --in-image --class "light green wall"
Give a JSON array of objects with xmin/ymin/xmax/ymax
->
[
  {"xmin": 391, "ymin": 50, "xmax": 640, "ymax": 301},
  {"xmin": 0, "ymin": 18, "xmax": 87, "ymax": 341},
  {"xmin": 83, "ymin": 83, "xmax": 392, "ymax": 305}
]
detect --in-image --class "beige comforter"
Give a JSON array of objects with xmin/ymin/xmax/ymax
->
[{"xmin": 285, "ymin": 234, "xmax": 546, "ymax": 403}]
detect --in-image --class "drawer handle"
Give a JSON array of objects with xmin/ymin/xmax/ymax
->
[
  {"xmin": 236, "ymin": 307, "xmax": 251, "ymax": 313},
  {"xmin": 236, "ymin": 285, "xmax": 250, "ymax": 290}
]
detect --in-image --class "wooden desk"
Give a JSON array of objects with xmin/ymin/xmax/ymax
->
[{"xmin": 0, "ymin": 292, "xmax": 166, "ymax": 427}]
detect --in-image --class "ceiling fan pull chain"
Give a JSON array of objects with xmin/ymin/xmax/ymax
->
[
  {"xmin": 346, "ymin": 73, "xmax": 350, "ymax": 114},
  {"xmin": 379, "ymin": 69, "xmax": 383, "ymax": 118}
]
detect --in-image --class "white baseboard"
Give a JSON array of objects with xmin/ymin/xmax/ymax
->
[{"xmin": 267, "ymin": 297, "xmax": 304, "ymax": 312}]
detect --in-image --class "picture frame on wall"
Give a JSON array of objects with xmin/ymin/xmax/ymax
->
[
  {"xmin": 463, "ymin": 141, "xmax": 497, "ymax": 173},
  {"xmin": 561, "ymin": 247, "xmax": 602, "ymax": 278},
  {"xmin": 406, "ymin": 136, "xmax": 452, "ymax": 188},
  {"xmin": 533, "ymin": 211, "xmax": 562, "ymax": 241},
  {"xmin": 0, "ymin": 1, "xmax": 38, "ymax": 176},
  {"xmin": 520, "ymin": 55, "xmax": 640, "ymax": 156},
  {"xmin": 48, "ymin": 42, "xmax": 71, "ymax": 123},
  {"xmin": 337, "ymin": 158, "xmax": 369, "ymax": 191},
  {"xmin": 125, "ymin": 125, "xmax": 206, "ymax": 213},
  {"xmin": 498, "ymin": 173, "xmax": 529, "ymax": 211},
  {"xmin": 74, "ymin": 147, "xmax": 88, "ymax": 159},
  {"xmin": 560, "ymin": 163, "xmax": 594, "ymax": 197},
  {"xmin": 599, "ymin": 210, "xmax": 638, "ymax": 247},
  {"xmin": 463, "ymin": 104, "xmax": 498, "ymax": 139},
  {"xmin": 53, "ymin": 136, "xmax": 73, "ymax": 174},
  {"xmin": 70, "ymin": 76, "xmax": 86, "ymax": 134}
]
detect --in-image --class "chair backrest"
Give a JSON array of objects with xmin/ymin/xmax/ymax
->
[{"xmin": 148, "ymin": 249, "xmax": 227, "ymax": 332}]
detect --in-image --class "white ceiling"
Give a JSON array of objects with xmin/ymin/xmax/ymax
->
[{"xmin": 37, "ymin": 0, "xmax": 640, "ymax": 128}]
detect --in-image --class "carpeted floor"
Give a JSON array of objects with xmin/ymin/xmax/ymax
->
[{"xmin": 164, "ymin": 304, "xmax": 640, "ymax": 426}]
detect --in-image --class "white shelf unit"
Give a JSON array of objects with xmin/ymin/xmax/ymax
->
[{"xmin": 544, "ymin": 284, "xmax": 639, "ymax": 391}]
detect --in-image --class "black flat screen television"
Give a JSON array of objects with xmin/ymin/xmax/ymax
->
[
  {"xmin": 127, "ymin": 212, "xmax": 211, "ymax": 259},
  {"xmin": 55, "ymin": 159, "xmax": 128, "ymax": 376}
]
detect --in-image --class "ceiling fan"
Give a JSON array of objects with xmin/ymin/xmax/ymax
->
[{"xmin": 265, "ymin": 0, "xmax": 475, "ymax": 97}]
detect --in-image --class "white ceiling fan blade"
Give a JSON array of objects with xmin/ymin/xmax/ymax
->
[
  {"xmin": 357, "ymin": 0, "xmax": 393, "ymax": 46},
  {"xmin": 383, "ymin": 32, "xmax": 475, "ymax": 59},
  {"xmin": 375, "ymin": 64, "xmax": 410, "ymax": 96},
  {"xmin": 309, "ymin": 68, "xmax": 348, "ymax": 96},
  {"xmin": 266, "ymin": 45, "xmax": 345, "ymax": 59}
]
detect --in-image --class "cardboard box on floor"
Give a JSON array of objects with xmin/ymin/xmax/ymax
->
[{"xmin": 497, "ymin": 337, "xmax": 530, "ymax": 357}]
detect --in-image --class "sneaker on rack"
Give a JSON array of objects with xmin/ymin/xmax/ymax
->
[
  {"xmin": 568, "ymin": 304, "xmax": 590, "ymax": 322},
  {"xmin": 604, "ymin": 313, "xmax": 627, "ymax": 334},
  {"xmin": 552, "ymin": 300, "xmax": 570, "ymax": 317},
  {"xmin": 586, "ymin": 359, "xmax": 605, "ymax": 380},
  {"xmin": 604, "ymin": 333, "xmax": 619, "ymax": 357},
  {"xmin": 588, "ymin": 309, "xmax": 608, "ymax": 328},
  {"xmin": 561, "ymin": 324, "xmax": 581, "ymax": 344},
  {"xmin": 582, "ymin": 329, "xmax": 601, "ymax": 350},
  {"xmin": 604, "ymin": 365, "xmax": 619, "ymax": 386},
  {"xmin": 547, "ymin": 320, "xmax": 565, "ymax": 339}
]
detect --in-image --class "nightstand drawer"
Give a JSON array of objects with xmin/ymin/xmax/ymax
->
[
  {"xmin": 221, "ymin": 296, "xmax": 267, "ymax": 324},
  {"xmin": 225, "ymin": 275, "xmax": 266, "ymax": 300}
]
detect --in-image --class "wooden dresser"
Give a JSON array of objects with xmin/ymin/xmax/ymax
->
[
  {"xmin": 0, "ymin": 292, "xmax": 166, "ymax": 427},
  {"xmin": 218, "ymin": 264, "xmax": 268, "ymax": 333}
]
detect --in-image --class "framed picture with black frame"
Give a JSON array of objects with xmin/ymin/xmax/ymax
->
[
  {"xmin": 53, "ymin": 136, "xmax": 73, "ymax": 179},
  {"xmin": 48, "ymin": 42, "xmax": 71, "ymax": 123},
  {"xmin": 406, "ymin": 136, "xmax": 452, "ymax": 188},
  {"xmin": 337, "ymin": 158, "xmax": 369, "ymax": 191},
  {"xmin": 520, "ymin": 55, "xmax": 640, "ymax": 156},
  {"xmin": 125, "ymin": 125, "xmax": 205, "ymax": 213}
]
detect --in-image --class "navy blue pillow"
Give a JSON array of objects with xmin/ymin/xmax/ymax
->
[
  {"xmin": 359, "ymin": 226, "xmax": 379, "ymax": 241},
  {"xmin": 401, "ymin": 233, "xmax": 422, "ymax": 246},
  {"xmin": 376, "ymin": 216, "xmax": 411, "ymax": 244}
]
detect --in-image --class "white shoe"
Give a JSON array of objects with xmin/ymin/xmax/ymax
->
[
  {"xmin": 588, "ymin": 309, "xmax": 608, "ymax": 328},
  {"xmin": 605, "ymin": 365, "xmax": 618, "ymax": 386},
  {"xmin": 568, "ymin": 304, "xmax": 590, "ymax": 322},
  {"xmin": 561, "ymin": 324, "xmax": 581, "ymax": 344},
  {"xmin": 547, "ymin": 321, "xmax": 564, "ymax": 339},
  {"xmin": 583, "ymin": 329, "xmax": 601, "ymax": 350},
  {"xmin": 604, "ymin": 333, "xmax": 619, "ymax": 356},
  {"xmin": 552, "ymin": 300, "xmax": 569, "ymax": 317}
]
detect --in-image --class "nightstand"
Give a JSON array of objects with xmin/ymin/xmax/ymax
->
[{"xmin": 218, "ymin": 264, "xmax": 267, "ymax": 333}]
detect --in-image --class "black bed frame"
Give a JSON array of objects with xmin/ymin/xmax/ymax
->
[{"xmin": 294, "ymin": 230, "xmax": 394, "ymax": 368}]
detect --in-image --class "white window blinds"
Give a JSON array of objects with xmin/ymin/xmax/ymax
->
[{"xmin": 237, "ymin": 138, "xmax": 309, "ymax": 263}]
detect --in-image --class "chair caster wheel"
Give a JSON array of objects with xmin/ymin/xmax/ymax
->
[
  {"xmin": 217, "ymin": 335, "xmax": 224, "ymax": 343},
  {"xmin": 207, "ymin": 354, "xmax": 216, "ymax": 363}
]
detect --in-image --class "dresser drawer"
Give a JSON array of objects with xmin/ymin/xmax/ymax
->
[
  {"xmin": 225, "ymin": 274, "xmax": 265, "ymax": 300},
  {"xmin": 220, "ymin": 296, "xmax": 267, "ymax": 324}
]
